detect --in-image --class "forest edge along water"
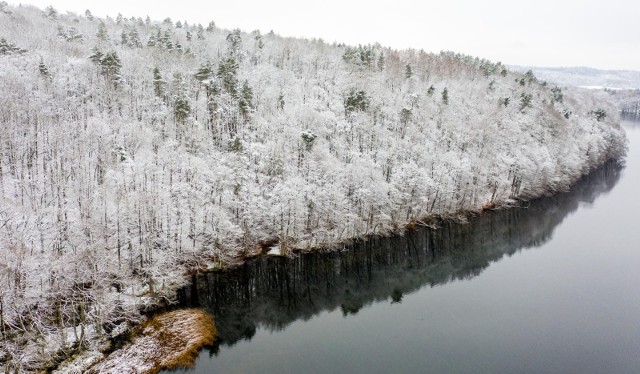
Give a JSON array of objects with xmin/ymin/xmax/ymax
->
[{"xmin": 163, "ymin": 120, "xmax": 640, "ymax": 373}]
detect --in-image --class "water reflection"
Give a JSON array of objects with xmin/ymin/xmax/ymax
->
[{"xmin": 178, "ymin": 161, "xmax": 622, "ymax": 353}]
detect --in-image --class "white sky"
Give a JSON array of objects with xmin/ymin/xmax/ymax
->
[{"xmin": 12, "ymin": 0, "xmax": 640, "ymax": 70}]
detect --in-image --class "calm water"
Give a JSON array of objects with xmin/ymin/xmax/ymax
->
[{"xmin": 173, "ymin": 120, "xmax": 640, "ymax": 373}]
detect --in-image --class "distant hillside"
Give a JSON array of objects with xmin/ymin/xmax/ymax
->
[
  {"xmin": 0, "ymin": 3, "xmax": 627, "ymax": 371},
  {"xmin": 509, "ymin": 65, "xmax": 640, "ymax": 90}
]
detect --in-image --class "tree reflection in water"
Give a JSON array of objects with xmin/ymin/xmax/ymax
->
[{"xmin": 178, "ymin": 161, "xmax": 622, "ymax": 353}]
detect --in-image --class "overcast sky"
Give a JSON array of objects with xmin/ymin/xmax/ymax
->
[{"xmin": 13, "ymin": 0, "xmax": 640, "ymax": 70}]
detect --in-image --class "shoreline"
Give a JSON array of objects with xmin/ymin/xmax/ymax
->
[
  {"xmin": 68, "ymin": 157, "xmax": 626, "ymax": 373},
  {"xmin": 55, "ymin": 309, "xmax": 215, "ymax": 374}
]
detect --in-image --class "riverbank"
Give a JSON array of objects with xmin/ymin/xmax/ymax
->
[
  {"xmin": 73, "ymin": 160, "xmax": 626, "ymax": 374},
  {"xmin": 179, "ymin": 122, "xmax": 640, "ymax": 373},
  {"xmin": 55, "ymin": 309, "xmax": 215, "ymax": 373}
]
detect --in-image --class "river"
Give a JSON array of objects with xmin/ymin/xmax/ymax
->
[{"xmin": 171, "ymin": 120, "xmax": 640, "ymax": 373}]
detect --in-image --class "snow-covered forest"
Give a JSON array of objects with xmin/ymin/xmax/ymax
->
[{"xmin": 0, "ymin": 3, "xmax": 627, "ymax": 371}]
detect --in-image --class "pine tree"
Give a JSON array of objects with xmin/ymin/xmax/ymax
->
[
  {"xmin": 96, "ymin": 21, "xmax": 108, "ymax": 41},
  {"xmin": 0, "ymin": 38, "xmax": 26, "ymax": 55},
  {"xmin": 196, "ymin": 25, "xmax": 205, "ymax": 40},
  {"xmin": 226, "ymin": 29, "xmax": 243, "ymax": 58},
  {"xmin": 519, "ymin": 93, "xmax": 532, "ymax": 111},
  {"xmin": 344, "ymin": 90, "xmax": 369, "ymax": 114},
  {"xmin": 239, "ymin": 80, "xmax": 253, "ymax": 121},
  {"xmin": 173, "ymin": 74, "xmax": 190, "ymax": 127},
  {"xmin": 163, "ymin": 30, "xmax": 173, "ymax": 50},
  {"xmin": 89, "ymin": 47, "xmax": 104, "ymax": 64},
  {"xmin": 174, "ymin": 96, "xmax": 190, "ymax": 124},
  {"xmin": 128, "ymin": 28, "xmax": 142, "ymax": 48},
  {"xmin": 100, "ymin": 51, "xmax": 122, "ymax": 87},
  {"xmin": 218, "ymin": 57, "xmax": 239, "ymax": 96},
  {"xmin": 38, "ymin": 60, "xmax": 49, "ymax": 77},
  {"xmin": 195, "ymin": 62, "xmax": 214, "ymax": 82},
  {"xmin": 45, "ymin": 5, "xmax": 57, "ymax": 19},
  {"xmin": 377, "ymin": 53, "xmax": 385, "ymax": 71},
  {"xmin": 152, "ymin": 67, "xmax": 165, "ymax": 98},
  {"xmin": 400, "ymin": 108, "xmax": 412, "ymax": 124},
  {"xmin": 147, "ymin": 34, "xmax": 156, "ymax": 47},
  {"xmin": 442, "ymin": 88, "xmax": 449, "ymax": 105}
]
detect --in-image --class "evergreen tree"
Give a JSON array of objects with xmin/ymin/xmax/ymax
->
[
  {"xmin": 196, "ymin": 25, "xmax": 205, "ymax": 40},
  {"xmin": 344, "ymin": 90, "xmax": 369, "ymax": 114},
  {"xmin": 377, "ymin": 52, "xmax": 385, "ymax": 71},
  {"xmin": 88, "ymin": 47, "xmax": 104, "ymax": 64},
  {"xmin": 218, "ymin": 57, "xmax": 239, "ymax": 96},
  {"xmin": 45, "ymin": 5, "xmax": 58, "ymax": 19},
  {"xmin": 100, "ymin": 51, "xmax": 122, "ymax": 87},
  {"xmin": 0, "ymin": 37, "xmax": 26, "ymax": 55},
  {"xmin": 519, "ymin": 93, "xmax": 532, "ymax": 111},
  {"xmin": 38, "ymin": 60, "xmax": 49, "ymax": 77},
  {"xmin": 277, "ymin": 93, "xmax": 285, "ymax": 110},
  {"xmin": 226, "ymin": 29, "xmax": 242, "ymax": 58},
  {"xmin": 405, "ymin": 64, "xmax": 413, "ymax": 79},
  {"xmin": 173, "ymin": 74, "xmax": 191, "ymax": 128},
  {"xmin": 442, "ymin": 88, "xmax": 449, "ymax": 105},
  {"xmin": 85, "ymin": 9, "xmax": 93, "ymax": 20},
  {"xmin": 591, "ymin": 108, "xmax": 607, "ymax": 122},
  {"xmin": 254, "ymin": 32, "xmax": 264, "ymax": 50},
  {"xmin": 174, "ymin": 96, "xmax": 190, "ymax": 124},
  {"xmin": 204, "ymin": 80, "xmax": 220, "ymax": 128},
  {"xmin": 550, "ymin": 86, "xmax": 563, "ymax": 104},
  {"xmin": 147, "ymin": 34, "xmax": 156, "ymax": 47},
  {"xmin": 128, "ymin": 28, "xmax": 142, "ymax": 48},
  {"xmin": 96, "ymin": 21, "xmax": 108, "ymax": 41},
  {"xmin": 152, "ymin": 67, "xmax": 165, "ymax": 98},
  {"xmin": 239, "ymin": 80, "xmax": 253, "ymax": 121},
  {"xmin": 195, "ymin": 62, "xmax": 214, "ymax": 82},
  {"xmin": 163, "ymin": 30, "xmax": 173, "ymax": 50},
  {"xmin": 400, "ymin": 108, "xmax": 412, "ymax": 124}
]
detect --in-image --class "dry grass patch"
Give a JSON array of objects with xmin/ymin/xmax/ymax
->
[{"xmin": 86, "ymin": 309, "xmax": 215, "ymax": 374}]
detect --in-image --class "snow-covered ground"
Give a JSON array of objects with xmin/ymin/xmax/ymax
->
[
  {"xmin": 55, "ymin": 309, "xmax": 215, "ymax": 373},
  {"xmin": 0, "ymin": 3, "xmax": 627, "ymax": 370}
]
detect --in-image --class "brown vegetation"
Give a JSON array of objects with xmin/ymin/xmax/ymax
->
[{"xmin": 86, "ymin": 309, "xmax": 215, "ymax": 374}]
